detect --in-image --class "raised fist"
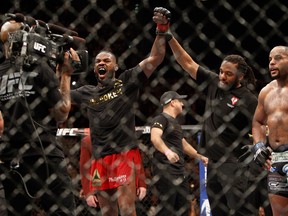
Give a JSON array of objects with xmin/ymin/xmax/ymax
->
[
  {"xmin": 153, "ymin": 7, "xmax": 171, "ymax": 25},
  {"xmin": 153, "ymin": 7, "xmax": 173, "ymax": 41}
]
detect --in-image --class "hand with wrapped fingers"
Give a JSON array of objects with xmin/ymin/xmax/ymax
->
[
  {"xmin": 251, "ymin": 142, "xmax": 272, "ymax": 167},
  {"xmin": 153, "ymin": 7, "xmax": 173, "ymax": 41},
  {"xmin": 238, "ymin": 142, "xmax": 272, "ymax": 169}
]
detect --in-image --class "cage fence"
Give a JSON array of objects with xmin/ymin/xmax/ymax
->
[{"xmin": 0, "ymin": 0, "xmax": 286, "ymax": 215}]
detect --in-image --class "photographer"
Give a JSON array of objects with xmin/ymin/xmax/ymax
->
[{"xmin": 0, "ymin": 19, "xmax": 80, "ymax": 215}]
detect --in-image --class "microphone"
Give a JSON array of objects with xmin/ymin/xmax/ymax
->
[
  {"xmin": 26, "ymin": 16, "xmax": 47, "ymax": 27},
  {"xmin": 47, "ymin": 23, "xmax": 78, "ymax": 36},
  {"xmin": 4, "ymin": 13, "xmax": 78, "ymax": 36},
  {"xmin": 4, "ymin": 13, "xmax": 26, "ymax": 22},
  {"xmin": 61, "ymin": 35, "xmax": 86, "ymax": 48}
]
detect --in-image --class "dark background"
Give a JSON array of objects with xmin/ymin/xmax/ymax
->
[{"xmin": 1, "ymin": 0, "xmax": 286, "ymax": 127}]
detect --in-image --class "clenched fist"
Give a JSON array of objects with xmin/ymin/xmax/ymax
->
[
  {"xmin": 153, "ymin": 7, "xmax": 173, "ymax": 41},
  {"xmin": 153, "ymin": 7, "xmax": 171, "ymax": 26}
]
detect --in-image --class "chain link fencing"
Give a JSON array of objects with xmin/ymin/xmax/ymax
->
[{"xmin": 0, "ymin": 0, "xmax": 287, "ymax": 215}]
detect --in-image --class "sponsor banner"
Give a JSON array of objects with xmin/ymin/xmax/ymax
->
[
  {"xmin": 56, "ymin": 128, "xmax": 87, "ymax": 136},
  {"xmin": 56, "ymin": 125, "xmax": 202, "ymax": 136},
  {"xmin": 197, "ymin": 132, "xmax": 212, "ymax": 216}
]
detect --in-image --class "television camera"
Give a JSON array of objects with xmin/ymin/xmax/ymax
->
[{"xmin": 3, "ymin": 13, "xmax": 88, "ymax": 73}]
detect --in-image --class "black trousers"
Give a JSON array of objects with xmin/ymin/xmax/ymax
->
[
  {"xmin": 154, "ymin": 172, "xmax": 191, "ymax": 216},
  {"xmin": 0, "ymin": 180, "xmax": 7, "ymax": 216},
  {"xmin": 206, "ymin": 161, "xmax": 268, "ymax": 216},
  {"xmin": 0, "ymin": 156, "xmax": 76, "ymax": 216}
]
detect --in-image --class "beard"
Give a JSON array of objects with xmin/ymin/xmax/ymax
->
[
  {"xmin": 218, "ymin": 78, "xmax": 239, "ymax": 91},
  {"xmin": 270, "ymin": 73, "xmax": 280, "ymax": 80}
]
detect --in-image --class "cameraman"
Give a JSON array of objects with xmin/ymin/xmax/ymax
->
[{"xmin": 0, "ymin": 19, "xmax": 79, "ymax": 215}]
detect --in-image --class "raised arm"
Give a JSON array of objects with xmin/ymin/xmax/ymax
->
[
  {"xmin": 153, "ymin": 10, "xmax": 200, "ymax": 80},
  {"xmin": 168, "ymin": 38, "xmax": 199, "ymax": 80},
  {"xmin": 53, "ymin": 48, "xmax": 80, "ymax": 122},
  {"xmin": 139, "ymin": 7, "xmax": 170, "ymax": 77}
]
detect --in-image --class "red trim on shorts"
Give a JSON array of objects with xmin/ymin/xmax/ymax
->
[{"xmin": 89, "ymin": 148, "xmax": 142, "ymax": 191}]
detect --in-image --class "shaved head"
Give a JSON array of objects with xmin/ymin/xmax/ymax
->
[
  {"xmin": 0, "ymin": 20, "xmax": 23, "ymax": 43},
  {"xmin": 270, "ymin": 46, "xmax": 288, "ymax": 56}
]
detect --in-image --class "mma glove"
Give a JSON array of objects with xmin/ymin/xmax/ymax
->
[
  {"xmin": 251, "ymin": 141, "xmax": 271, "ymax": 167},
  {"xmin": 153, "ymin": 7, "xmax": 173, "ymax": 41},
  {"xmin": 239, "ymin": 141, "xmax": 271, "ymax": 167}
]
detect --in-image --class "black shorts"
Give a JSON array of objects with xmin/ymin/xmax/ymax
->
[{"xmin": 267, "ymin": 172, "xmax": 288, "ymax": 198}]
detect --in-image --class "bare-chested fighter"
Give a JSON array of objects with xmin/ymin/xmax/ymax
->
[{"xmin": 252, "ymin": 45, "xmax": 288, "ymax": 216}]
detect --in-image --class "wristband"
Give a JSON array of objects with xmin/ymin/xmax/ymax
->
[
  {"xmin": 251, "ymin": 141, "xmax": 265, "ymax": 154},
  {"xmin": 156, "ymin": 32, "xmax": 173, "ymax": 42},
  {"xmin": 71, "ymin": 60, "xmax": 82, "ymax": 70},
  {"xmin": 164, "ymin": 149, "xmax": 172, "ymax": 156}
]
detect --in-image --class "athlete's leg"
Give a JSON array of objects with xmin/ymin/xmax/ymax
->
[
  {"xmin": 97, "ymin": 188, "xmax": 119, "ymax": 216},
  {"xmin": 269, "ymin": 194, "xmax": 288, "ymax": 216},
  {"xmin": 267, "ymin": 171, "xmax": 288, "ymax": 216},
  {"xmin": 117, "ymin": 169, "xmax": 137, "ymax": 216}
]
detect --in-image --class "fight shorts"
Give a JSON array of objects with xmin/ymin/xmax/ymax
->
[
  {"xmin": 89, "ymin": 148, "xmax": 142, "ymax": 191},
  {"xmin": 267, "ymin": 172, "xmax": 288, "ymax": 197},
  {"xmin": 268, "ymin": 149, "xmax": 288, "ymax": 198}
]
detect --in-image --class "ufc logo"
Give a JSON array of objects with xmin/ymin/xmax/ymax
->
[
  {"xmin": 0, "ymin": 72, "xmax": 37, "ymax": 95},
  {"xmin": 34, "ymin": 42, "xmax": 46, "ymax": 53},
  {"xmin": 56, "ymin": 128, "xmax": 80, "ymax": 136},
  {"xmin": 231, "ymin": 96, "xmax": 239, "ymax": 105}
]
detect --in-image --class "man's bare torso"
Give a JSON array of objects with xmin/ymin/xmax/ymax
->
[{"xmin": 264, "ymin": 81, "xmax": 288, "ymax": 149}]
